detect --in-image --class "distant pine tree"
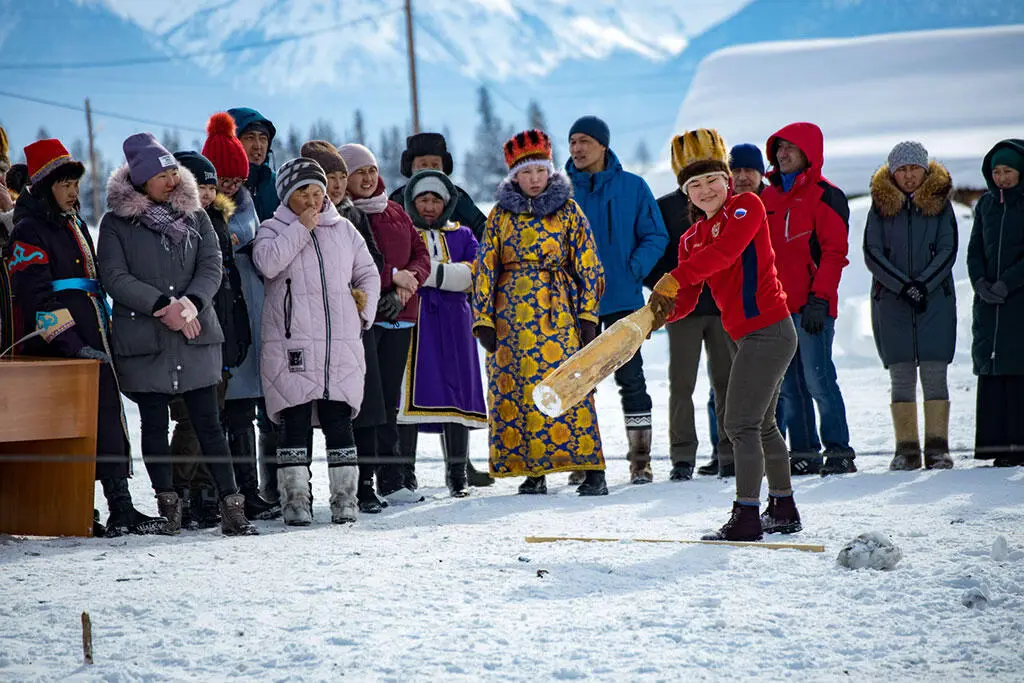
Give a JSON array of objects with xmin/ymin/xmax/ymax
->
[
  {"xmin": 634, "ymin": 139, "xmax": 653, "ymax": 175},
  {"xmin": 377, "ymin": 126, "xmax": 403, "ymax": 192},
  {"xmin": 527, "ymin": 99, "xmax": 557, "ymax": 164},
  {"xmin": 308, "ymin": 118, "xmax": 338, "ymax": 145},
  {"xmin": 348, "ymin": 110, "xmax": 367, "ymax": 146},
  {"xmin": 160, "ymin": 129, "xmax": 182, "ymax": 153},
  {"xmin": 464, "ymin": 87, "xmax": 513, "ymax": 199}
]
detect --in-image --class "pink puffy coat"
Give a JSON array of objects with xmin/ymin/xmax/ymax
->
[{"xmin": 253, "ymin": 201, "xmax": 380, "ymax": 423}]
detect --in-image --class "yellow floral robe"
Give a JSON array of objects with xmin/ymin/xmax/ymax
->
[{"xmin": 472, "ymin": 182, "xmax": 605, "ymax": 476}]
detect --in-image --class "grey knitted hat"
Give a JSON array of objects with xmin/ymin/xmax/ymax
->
[
  {"xmin": 409, "ymin": 174, "xmax": 451, "ymax": 204},
  {"xmin": 276, "ymin": 157, "xmax": 327, "ymax": 205},
  {"xmin": 888, "ymin": 141, "xmax": 928, "ymax": 171}
]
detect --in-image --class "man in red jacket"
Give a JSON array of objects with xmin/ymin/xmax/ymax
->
[{"xmin": 761, "ymin": 122, "xmax": 856, "ymax": 476}]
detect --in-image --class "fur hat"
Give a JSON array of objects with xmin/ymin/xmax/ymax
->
[
  {"xmin": 301, "ymin": 140, "xmax": 348, "ymax": 176},
  {"xmin": 671, "ymin": 129, "xmax": 730, "ymax": 193},
  {"xmin": 338, "ymin": 144, "xmax": 378, "ymax": 174},
  {"xmin": 276, "ymin": 157, "xmax": 327, "ymax": 206},
  {"xmin": 503, "ymin": 129, "xmax": 554, "ymax": 179},
  {"xmin": 400, "ymin": 132, "xmax": 453, "ymax": 177},
  {"xmin": 202, "ymin": 113, "xmax": 249, "ymax": 180},
  {"xmin": 24, "ymin": 138, "xmax": 85, "ymax": 186}
]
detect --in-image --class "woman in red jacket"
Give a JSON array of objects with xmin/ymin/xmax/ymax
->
[{"xmin": 648, "ymin": 129, "xmax": 801, "ymax": 542}]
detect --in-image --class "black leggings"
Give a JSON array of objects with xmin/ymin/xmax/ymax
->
[
  {"xmin": 279, "ymin": 400, "xmax": 355, "ymax": 452},
  {"xmin": 133, "ymin": 385, "xmax": 238, "ymax": 498}
]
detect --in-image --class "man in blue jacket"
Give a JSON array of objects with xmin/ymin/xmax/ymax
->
[
  {"xmin": 227, "ymin": 107, "xmax": 279, "ymax": 222},
  {"xmin": 566, "ymin": 116, "xmax": 669, "ymax": 484}
]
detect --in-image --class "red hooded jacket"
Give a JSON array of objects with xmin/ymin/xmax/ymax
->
[
  {"xmin": 760, "ymin": 122, "xmax": 850, "ymax": 317},
  {"xmin": 667, "ymin": 191, "xmax": 790, "ymax": 341}
]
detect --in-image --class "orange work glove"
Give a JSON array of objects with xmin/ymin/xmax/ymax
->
[{"xmin": 648, "ymin": 273, "xmax": 680, "ymax": 331}]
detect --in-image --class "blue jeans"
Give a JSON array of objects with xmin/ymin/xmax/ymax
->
[{"xmin": 779, "ymin": 313, "xmax": 852, "ymax": 455}]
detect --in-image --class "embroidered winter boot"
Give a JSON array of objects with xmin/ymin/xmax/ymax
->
[
  {"xmin": 277, "ymin": 448, "xmax": 313, "ymax": 526},
  {"xmin": 155, "ymin": 491, "xmax": 182, "ymax": 535},
  {"xmin": 442, "ymin": 424, "xmax": 470, "ymax": 498},
  {"xmin": 889, "ymin": 402, "xmax": 922, "ymax": 470},
  {"xmin": 702, "ymin": 502, "xmax": 764, "ymax": 542},
  {"xmin": 759, "ymin": 495, "xmax": 802, "ymax": 534},
  {"xmin": 576, "ymin": 469, "xmax": 609, "ymax": 496},
  {"xmin": 328, "ymin": 447, "xmax": 360, "ymax": 524},
  {"xmin": 220, "ymin": 493, "xmax": 259, "ymax": 536},
  {"xmin": 923, "ymin": 400, "xmax": 953, "ymax": 470},
  {"xmin": 628, "ymin": 428, "xmax": 654, "ymax": 484},
  {"xmin": 518, "ymin": 475, "xmax": 547, "ymax": 495},
  {"xmin": 101, "ymin": 478, "xmax": 168, "ymax": 537},
  {"xmin": 258, "ymin": 430, "xmax": 280, "ymax": 504}
]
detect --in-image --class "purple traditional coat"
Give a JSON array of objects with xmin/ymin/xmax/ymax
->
[{"xmin": 398, "ymin": 172, "xmax": 487, "ymax": 432}]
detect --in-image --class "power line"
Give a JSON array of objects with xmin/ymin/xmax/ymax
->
[
  {"xmin": 0, "ymin": 7, "xmax": 404, "ymax": 71},
  {"xmin": 0, "ymin": 89, "xmax": 204, "ymax": 133}
]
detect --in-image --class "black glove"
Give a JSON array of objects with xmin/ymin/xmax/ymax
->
[
  {"xmin": 76, "ymin": 346, "xmax": 111, "ymax": 364},
  {"xmin": 975, "ymin": 279, "xmax": 1005, "ymax": 305},
  {"xmin": 991, "ymin": 280, "xmax": 1009, "ymax": 300},
  {"xmin": 475, "ymin": 326, "xmax": 497, "ymax": 354},
  {"xmin": 899, "ymin": 280, "xmax": 927, "ymax": 313},
  {"xmin": 580, "ymin": 321, "xmax": 599, "ymax": 347},
  {"xmin": 377, "ymin": 290, "xmax": 403, "ymax": 322},
  {"xmin": 800, "ymin": 295, "xmax": 830, "ymax": 335}
]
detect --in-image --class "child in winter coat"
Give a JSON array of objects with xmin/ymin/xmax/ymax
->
[
  {"xmin": 253, "ymin": 157, "xmax": 380, "ymax": 525},
  {"xmin": 648, "ymin": 128, "xmax": 799, "ymax": 542},
  {"xmin": 339, "ymin": 143, "xmax": 430, "ymax": 506},
  {"xmin": 399, "ymin": 170, "xmax": 487, "ymax": 497}
]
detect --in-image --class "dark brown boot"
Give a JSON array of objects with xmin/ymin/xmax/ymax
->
[
  {"xmin": 627, "ymin": 428, "xmax": 653, "ymax": 484},
  {"xmin": 760, "ymin": 495, "xmax": 802, "ymax": 534},
  {"xmin": 155, "ymin": 491, "xmax": 182, "ymax": 535},
  {"xmin": 701, "ymin": 503, "xmax": 763, "ymax": 542},
  {"xmin": 220, "ymin": 493, "xmax": 259, "ymax": 536}
]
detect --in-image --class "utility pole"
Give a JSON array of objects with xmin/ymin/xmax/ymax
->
[
  {"xmin": 405, "ymin": 0, "xmax": 420, "ymax": 134},
  {"xmin": 84, "ymin": 98, "xmax": 101, "ymax": 222}
]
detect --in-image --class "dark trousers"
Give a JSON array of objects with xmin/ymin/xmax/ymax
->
[
  {"xmin": 362, "ymin": 325, "xmax": 413, "ymax": 490},
  {"xmin": 279, "ymin": 400, "xmax": 355, "ymax": 451},
  {"xmin": 666, "ymin": 314, "xmax": 735, "ymax": 465},
  {"xmin": 975, "ymin": 375, "xmax": 1024, "ymax": 461},
  {"xmin": 133, "ymin": 385, "xmax": 237, "ymax": 498},
  {"xmin": 600, "ymin": 308, "xmax": 653, "ymax": 428}
]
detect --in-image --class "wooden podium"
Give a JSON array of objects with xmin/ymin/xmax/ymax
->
[{"xmin": 0, "ymin": 357, "xmax": 100, "ymax": 537}]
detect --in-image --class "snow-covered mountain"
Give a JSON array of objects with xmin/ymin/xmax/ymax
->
[
  {"xmin": 645, "ymin": 24, "xmax": 1024, "ymax": 199},
  {"xmin": 82, "ymin": 0, "xmax": 753, "ymax": 87}
]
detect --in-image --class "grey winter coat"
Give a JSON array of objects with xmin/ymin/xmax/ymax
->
[
  {"xmin": 253, "ymin": 201, "xmax": 380, "ymax": 423},
  {"xmin": 864, "ymin": 161, "xmax": 957, "ymax": 367},
  {"xmin": 97, "ymin": 166, "xmax": 225, "ymax": 395},
  {"xmin": 223, "ymin": 187, "xmax": 264, "ymax": 400}
]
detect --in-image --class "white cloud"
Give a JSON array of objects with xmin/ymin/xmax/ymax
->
[{"xmin": 81, "ymin": 0, "xmax": 752, "ymax": 89}]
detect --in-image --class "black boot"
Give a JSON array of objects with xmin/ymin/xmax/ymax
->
[
  {"xmin": 669, "ymin": 462, "xmax": 694, "ymax": 481},
  {"xmin": 398, "ymin": 423, "xmax": 419, "ymax": 491},
  {"xmin": 760, "ymin": 495, "xmax": 802, "ymax": 534},
  {"xmin": 518, "ymin": 476, "xmax": 547, "ymax": 495},
  {"xmin": 231, "ymin": 427, "xmax": 282, "ymax": 520},
  {"xmin": 821, "ymin": 450, "xmax": 857, "ymax": 476},
  {"xmin": 101, "ymin": 478, "xmax": 168, "ymax": 537},
  {"xmin": 696, "ymin": 456, "xmax": 719, "ymax": 477},
  {"xmin": 576, "ymin": 470, "xmax": 608, "ymax": 496},
  {"xmin": 442, "ymin": 424, "xmax": 470, "ymax": 498},
  {"xmin": 258, "ymin": 430, "xmax": 280, "ymax": 504},
  {"xmin": 92, "ymin": 509, "xmax": 106, "ymax": 538},
  {"xmin": 702, "ymin": 502, "xmax": 763, "ymax": 542},
  {"xmin": 197, "ymin": 485, "xmax": 221, "ymax": 529},
  {"xmin": 467, "ymin": 459, "xmax": 495, "ymax": 487},
  {"xmin": 357, "ymin": 465, "xmax": 387, "ymax": 513},
  {"xmin": 177, "ymin": 487, "xmax": 197, "ymax": 530}
]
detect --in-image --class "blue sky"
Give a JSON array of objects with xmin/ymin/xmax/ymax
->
[{"xmin": 1, "ymin": 0, "xmax": 1020, "ymax": 185}]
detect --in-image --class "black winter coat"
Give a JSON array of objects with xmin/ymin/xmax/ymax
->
[
  {"xmin": 648, "ymin": 189, "xmax": 718, "ymax": 316},
  {"xmin": 9, "ymin": 189, "xmax": 130, "ymax": 475},
  {"xmin": 967, "ymin": 139, "xmax": 1024, "ymax": 376},
  {"xmin": 864, "ymin": 161, "xmax": 957, "ymax": 367},
  {"xmin": 207, "ymin": 194, "xmax": 251, "ymax": 370}
]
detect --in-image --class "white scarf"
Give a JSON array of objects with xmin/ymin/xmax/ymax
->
[{"xmin": 353, "ymin": 191, "xmax": 389, "ymax": 215}]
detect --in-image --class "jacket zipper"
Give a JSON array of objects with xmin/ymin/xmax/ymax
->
[
  {"xmin": 284, "ymin": 278, "xmax": 293, "ymax": 339},
  {"xmin": 907, "ymin": 200, "xmax": 918, "ymax": 363},
  {"xmin": 606, "ymin": 201, "xmax": 613, "ymax": 244},
  {"xmin": 991, "ymin": 191, "xmax": 1007, "ymax": 373},
  {"xmin": 310, "ymin": 232, "xmax": 332, "ymax": 400}
]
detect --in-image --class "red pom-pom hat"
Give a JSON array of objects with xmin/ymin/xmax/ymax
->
[{"xmin": 201, "ymin": 112, "xmax": 250, "ymax": 180}]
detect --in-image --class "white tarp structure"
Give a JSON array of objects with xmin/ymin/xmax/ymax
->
[{"xmin": 645, "ymin": 25, "xmax": 1024, "ymax": 198}]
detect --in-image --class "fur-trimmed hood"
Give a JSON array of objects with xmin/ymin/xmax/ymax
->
[
  {"xmin": 210, "ymin": 192, "xmax": 236, "ymax": 222},
  {"xmin": 870, "ymin": 160, "xmax": 952, "ymax": 218},
  {"xmin": 495, "ymin": 172, "xmax": 573, "ymax": 219},
  {"xmin": 106, "ymin": 164, "xmax": 202, "ymax": 219}
]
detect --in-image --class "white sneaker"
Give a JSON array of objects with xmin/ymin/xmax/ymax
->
[{"xmin": 383, "ymin": 487, "xmax": 425, "ymax": 506}]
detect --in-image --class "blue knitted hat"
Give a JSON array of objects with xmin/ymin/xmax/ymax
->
[
  {"xmin": 729, "ymin": 143, "xmax": 765, "ymax": 174},
  {"xmin": 569, "ymin": 116, "xmax": 610, "ymax": 148}
]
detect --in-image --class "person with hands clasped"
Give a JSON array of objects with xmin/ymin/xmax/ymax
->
[
  {"xmin": 253, "ymin": 157, "xmax": 380, "ymax": 525},
  {"xmin": 98, "ymin": 133, "xmax": 257, "ymax": 536},
  {"xmin": 864, "ymin": 141, "xmax": 958, "ymax": 471},
  {"xmin": 648, "ymin": 129, "xmax": 800, "ymax": 543}
]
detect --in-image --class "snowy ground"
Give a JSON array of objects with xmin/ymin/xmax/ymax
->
[{"xmin": 2, "ymin": 332, "xmax": 1023, "ymax": 681}]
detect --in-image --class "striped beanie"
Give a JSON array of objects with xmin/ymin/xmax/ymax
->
[{"xmin": 276, "ymin": 157, "xmax": 327, "ymax": 206}]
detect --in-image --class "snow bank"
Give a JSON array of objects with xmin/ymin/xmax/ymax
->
[{"xmin": 646, "ymin": 25, "xmax": 1024, "ymax": 198}]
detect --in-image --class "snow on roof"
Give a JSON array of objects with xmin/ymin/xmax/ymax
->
[{"xmin": 645, "ymin": 25, "xmax": 1024, "ymax": 197}]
